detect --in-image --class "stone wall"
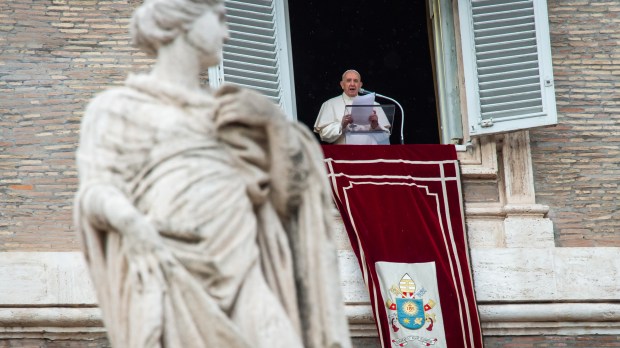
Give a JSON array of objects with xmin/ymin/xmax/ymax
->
[
  {"xmin": 530, "ymin": 0, "xmax": 620, "ymax": 247},
  {"xmin": 3, "ymin": 335, "xmax": 620, "ymax": 348}
]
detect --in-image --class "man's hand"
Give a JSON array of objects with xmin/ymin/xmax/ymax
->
[
  {"xmin": 369, "ymin": 111, "xmax": 379, "ymax": 129},
  {"xmin": 341, "ymin": 114, "xmax": 353, "ymax": 129}
]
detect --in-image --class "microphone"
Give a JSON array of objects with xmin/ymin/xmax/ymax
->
[{"xmin": 358, "ymin": 88, "xmax": 405, "ymax": 144}]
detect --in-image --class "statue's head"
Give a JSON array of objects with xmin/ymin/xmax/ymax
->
[{"xmin": 130, "ymin": 0, "xmax": 226, "ymax": 58}]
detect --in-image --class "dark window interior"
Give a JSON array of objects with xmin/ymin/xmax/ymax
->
[{"xmin": 288, "ymin": 0, "xmax": 440, "ymax": 144}]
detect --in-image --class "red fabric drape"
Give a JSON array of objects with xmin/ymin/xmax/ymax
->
[{"xmin": 323, "ymin": 145, "xmax": 483, "ymax": 348}]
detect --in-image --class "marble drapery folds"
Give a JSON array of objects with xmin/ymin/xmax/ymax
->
[{"xmin": 75, "ymin": 76, "xmax": 351, "ymax": 347}]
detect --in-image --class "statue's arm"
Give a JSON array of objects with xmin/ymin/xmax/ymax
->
[
  {"xmin": 78, "ymin": 90, "xmax": 159, "ymax": 249},
  {"xmin": 78, "ymin": 183, "xmax": 161, "ymax": 254}
]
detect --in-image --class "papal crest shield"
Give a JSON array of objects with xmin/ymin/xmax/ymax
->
[{"xmin": 396, "ymin": 298, "xmax": 425, "ymax": 330}]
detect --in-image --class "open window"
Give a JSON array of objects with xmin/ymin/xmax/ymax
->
[{"xmin": 211, "ymin": 0, "xmax": 557, "ymax": 143}]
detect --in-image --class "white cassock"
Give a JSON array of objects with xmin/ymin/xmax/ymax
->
[{"xmin": 313, "ymin": 93, "xmax": 391, "ymax": 145}]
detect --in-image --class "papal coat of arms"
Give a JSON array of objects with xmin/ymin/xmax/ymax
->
[{"xmin": 384, "ymin": 273, "xmax": 442, "ymax": 347}]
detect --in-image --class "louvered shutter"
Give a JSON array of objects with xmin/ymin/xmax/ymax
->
[
  {"xmin": 458, "ymin": 0, "xmax": 557, "ymax": 136},
  {"xmin": 208, "ymin": 0, "xmax": 297, "ymax": 120}
]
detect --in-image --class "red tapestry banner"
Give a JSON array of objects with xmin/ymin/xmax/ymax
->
[{"xmin": 322, "ymin": 145, "xmax": 483, "ymax": 348}]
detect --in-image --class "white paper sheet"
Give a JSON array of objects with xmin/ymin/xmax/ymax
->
[{"xmin": 349, "ymin": 93, "xmax": 376, "ymax": 125}]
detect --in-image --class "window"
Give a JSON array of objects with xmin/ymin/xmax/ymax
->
[
  {"xmin": 213, "ymin": 0, "xmax": 557, "ymax": 141},
  {"xmin": 457, "ymin": 0, "xmax": 557, "ymax": 136}
]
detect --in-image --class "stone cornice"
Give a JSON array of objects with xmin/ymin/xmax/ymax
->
[{"xmin": 3, "ymin": 303, "xmax": 620, "ymax": 339}]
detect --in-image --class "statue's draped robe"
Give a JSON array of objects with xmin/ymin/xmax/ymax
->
[{"xmin": 75, "ymin": 75, "xmax": 350, "ymax": 348}]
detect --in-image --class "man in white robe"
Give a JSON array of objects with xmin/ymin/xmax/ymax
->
[{"xmin": 314, "ymin": 70, "xmax": 391, "ymax": 144}]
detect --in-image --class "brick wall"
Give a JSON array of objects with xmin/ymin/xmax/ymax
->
[
  {"xmin": 0, "ymin": 0, "xmax": 149, "ymax": 251},
  {"xmin": 3, "ymin": 1, "xmax": 618, "ymax": 251},
  {"xmin": 530, "ymin": 0, "xmax": 620, "ymax": 247}
]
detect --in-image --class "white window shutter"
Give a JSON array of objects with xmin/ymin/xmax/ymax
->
[
  {"xmin": 458, "ymin": 0, "xmax": 557, "ymax": 136},
  {"xmin": 208, "ymin": 0, "xmax": 297, "ymax": 119}
]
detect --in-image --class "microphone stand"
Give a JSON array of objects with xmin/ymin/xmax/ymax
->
[{"xmin": 360, "ymin": 89, "xmax": 405, "ymax": 144}]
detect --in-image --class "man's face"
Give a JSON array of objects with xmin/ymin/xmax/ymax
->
[{"xmin": 340, "ymin": 71, "xmax": 362, "ymax": 98}]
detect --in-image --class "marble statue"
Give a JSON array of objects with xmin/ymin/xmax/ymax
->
[{"xmin": 73, "ymin": 0, "xmax": 351, "ymax": 346}]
